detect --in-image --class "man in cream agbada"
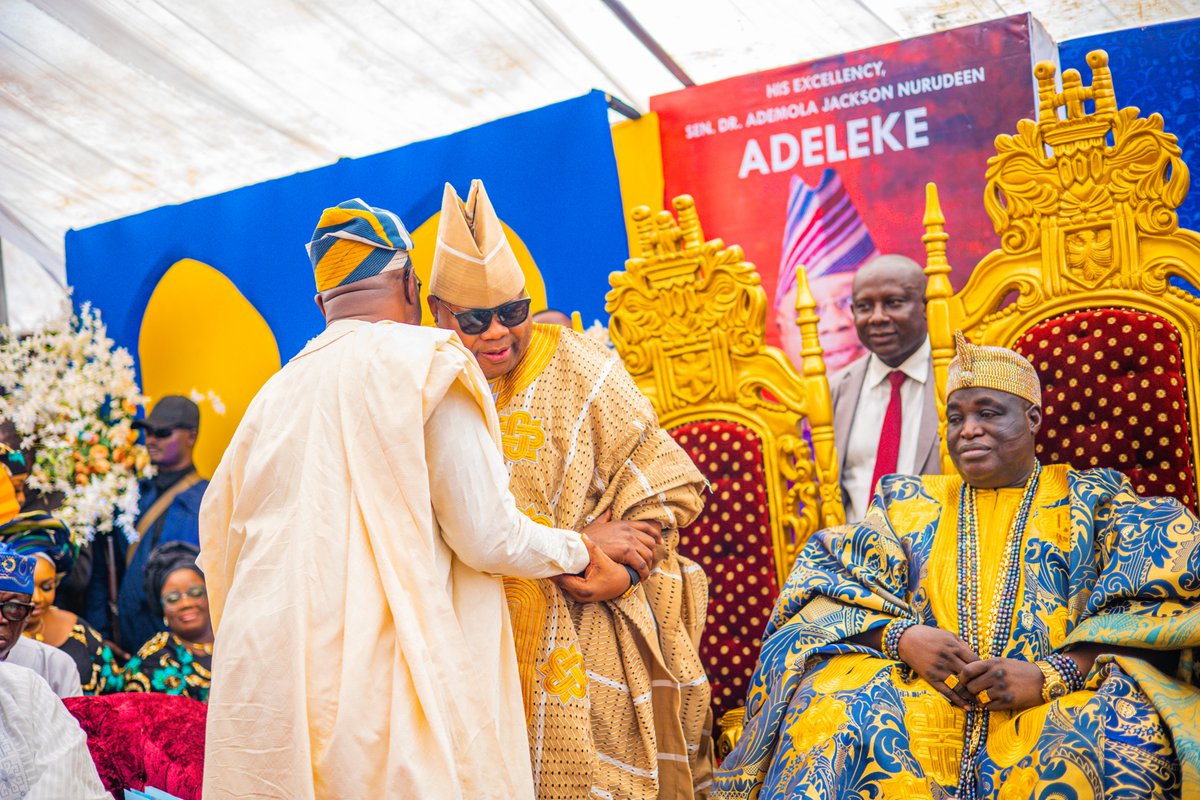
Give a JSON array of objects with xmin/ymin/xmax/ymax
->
[{"xmin": 199, "ymin": 198, "xmax": 626, "ymax": 799}]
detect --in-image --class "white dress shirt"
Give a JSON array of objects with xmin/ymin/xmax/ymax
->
[
  {"xmin": 0, "ymin": 662, "xmax": 108, "ymax": 799},
  {"xmin": 2, "ymin": 636, "xmax": 82, "ymax": 699},
  {"xmin": 842, "ymin": 337, "xmax": 932, "ymax": 522}
]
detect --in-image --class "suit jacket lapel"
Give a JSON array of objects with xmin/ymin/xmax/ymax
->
[
  {"xmin": 833, "ymin": 357, "xmax": 870, "ymax": 470},
  {"xmin": 915, "ymin": 360, "xmax": 940, "ymax": 473}
]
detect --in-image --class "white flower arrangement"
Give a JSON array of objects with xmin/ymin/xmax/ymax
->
[{"xmin": 0, "ymin": 302, "xmax": 153, "ymax": 544}]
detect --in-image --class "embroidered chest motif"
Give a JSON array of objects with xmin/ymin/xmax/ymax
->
[{"xmin": 501, "ymin": 410, "xmax": 546, "ymax": 462}]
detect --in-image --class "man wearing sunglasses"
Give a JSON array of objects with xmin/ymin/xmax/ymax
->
[
  {"xmin": 429, "ymin": 179, "xmax": 713, "ymax": 800},
  {"xmin": 83, "ymin": 394, "xmax": 208, "ymax": 654},
  {"xmin": 199, "ymin": 198, "xmax": 625, "ymax": 800},
  {"xmin": 0, "ymin": 533, "xmax": 81, "ymax": 698}
]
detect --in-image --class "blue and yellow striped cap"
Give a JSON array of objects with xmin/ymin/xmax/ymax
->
[{"xmin": 307, "ymin": 198, "xmax": 414, "ymax": 293}]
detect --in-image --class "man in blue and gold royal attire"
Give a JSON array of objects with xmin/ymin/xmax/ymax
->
[
  {"xmin": 716, "ymin": 331, "xmax": 1200, "ymax": 799},
  {"xmin": 428, "ymin": 179, "xmax": 713, "ymax": 799}
]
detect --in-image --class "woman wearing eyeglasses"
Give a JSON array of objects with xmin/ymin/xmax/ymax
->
[
  {"xmin": 1, "ymin": 513, "xmax": 126, "ymax": 694},
  {"xmin": 121, "ymin": 541, "xmax": 212, "ymax": 701}
]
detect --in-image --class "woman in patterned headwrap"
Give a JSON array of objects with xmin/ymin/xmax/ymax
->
[
  {"xmin": 121, "ymin": 541, "xmax": 212, "ymax": 702},
  {"xmin": 0, "ymin": 511, "xmax": 126, "ymax": 694}
]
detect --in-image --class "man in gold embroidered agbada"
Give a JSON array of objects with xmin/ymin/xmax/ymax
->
[
  {"xmin": 429, "ymin": 179, "xmax": 714, "ymax": 799},
  {"xmin": 715, "ymin": 332, "xmax": 1200, "ymax": 799}
]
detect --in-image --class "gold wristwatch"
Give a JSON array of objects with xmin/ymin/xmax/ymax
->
[{"xmin": 1035, "ymin": 659, "xmax": 1068, "ymax": 702}]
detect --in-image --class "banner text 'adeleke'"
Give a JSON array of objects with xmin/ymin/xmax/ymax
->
[{"xmin": 674, "ymin": 62, "xmax": 987, "ymax": 179}]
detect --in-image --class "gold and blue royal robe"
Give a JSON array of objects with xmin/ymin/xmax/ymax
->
[{"xmin": 714, "ymin": 465, "xmax": 1200, "ymax": 799}]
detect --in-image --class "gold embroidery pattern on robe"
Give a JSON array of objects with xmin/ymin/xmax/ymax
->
[
  {"xmin": 501, "ymin": 410, "xmax": 546, "ymax": 462},
  {"xmin": 539, "ymin": 643, "xmax": 589, "ymax": 703},
  {"xmin": 505, "ymin": 577, "xmax": 549, "ymax": 720},
  {"xmin": 498, "ymin": 324, "xmax": 711, "ymax": 799}
]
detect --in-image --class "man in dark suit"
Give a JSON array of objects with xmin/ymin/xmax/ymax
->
[
  {"xmin": 829, "ymin": 255, "xmax": 940, "ymax": 521},
  {"xmin": 84, "ymin": 396, "xmax": 208, "ymax": 652}
]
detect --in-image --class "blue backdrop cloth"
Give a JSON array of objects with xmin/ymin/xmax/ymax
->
[
  {"xmin": 1059, "ymin": 18, "xmax": 1200, "ymax": 295},
  {"xmin": 64, "ymin": 91, "xmax": 628, "ymax": 365}
]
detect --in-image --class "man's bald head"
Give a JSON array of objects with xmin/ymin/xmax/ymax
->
[
  {"xmin": 852, "ymin": 254, "xmax": 926, "ymax": 296},
  {"xmin": 850, "ymin": 254, "xmax": 928, "ymax": 368},
  {"xmin": 533, "ymin": 309, "xmax": 573, "ymax": 328}
]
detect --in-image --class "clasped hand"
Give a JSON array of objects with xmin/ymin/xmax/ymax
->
[
  {"xmin": 554, "ymin": 510, "xmax": 663, "ymax": 603},
  {"xmin": 896, "ymin": 625, "xmax": 1044, "ymax": 711}
]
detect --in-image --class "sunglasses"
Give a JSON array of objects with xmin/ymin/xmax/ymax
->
[
  {"xmin": 443, "ymin": 297, "xmax": 532, "ymax": 336},
  {"xmin": 0, "ymin": 600, "xmax": 35, "ymax": 623},
  {"xmin": 162, "ymin": 585, "xmax": 207, "ymax": 605},
  {"xmin": 144, "ymin": 426, "xmax": 180, "ymax": 440}
]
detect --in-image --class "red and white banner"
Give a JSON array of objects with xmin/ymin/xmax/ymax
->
[{"xmin": 652, "ymin": 14, "xmax": 1055, "ymax": 371}]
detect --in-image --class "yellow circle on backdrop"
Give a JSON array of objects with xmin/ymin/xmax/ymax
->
[
  {"xmin": 408, "ymin": 212, "xmax": 547, "ymax": 326},
  {"xmin": 139, "ymin": 259, "xmax": 282, "ymax": 478}
]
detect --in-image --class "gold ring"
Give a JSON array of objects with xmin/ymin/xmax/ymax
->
[
  {"xmin": 977, "ymin": 689, "xmax": 992, "ymax": 705},
  {"xmin": 944, "ymin": 674, "xmax": 959, "ymax": 690}
]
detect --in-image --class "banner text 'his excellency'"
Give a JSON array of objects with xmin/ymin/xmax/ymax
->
[{"xmin": 679, "ymin": 61, "xmax": 989, "ymax": 178}]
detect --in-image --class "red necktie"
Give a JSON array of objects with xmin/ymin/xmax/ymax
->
[{"xmin": 870, "ymin": 371, "xmax": 907, "ymax": 496}]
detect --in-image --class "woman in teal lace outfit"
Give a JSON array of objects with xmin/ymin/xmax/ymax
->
[{"xmin": 122, "ymin": 542, "xmax": 212, "ymax": 702}]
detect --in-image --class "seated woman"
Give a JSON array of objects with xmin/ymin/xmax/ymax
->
[
  {"xmin": 122, "ymin": 542, "xmax": 212, "ymax": 702},
  {"xmin": 715, "ymin": 333, "xmax": 1200, "ymax": 800},
  {"xmin": 0, "ymin": 503, "xmax": 125, "ymax": 694}
]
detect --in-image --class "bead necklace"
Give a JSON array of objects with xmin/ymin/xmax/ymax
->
[
  {"xmin": 954, "ymin": 461, "xmax": 1042, "ymax": 800},
  {"xmin": 174, "ymin": 634, "xmax": 214, "ymax": 657}
]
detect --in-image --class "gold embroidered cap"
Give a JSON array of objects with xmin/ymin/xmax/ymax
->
[
  {"xmin": 947, "ymin": 330, "xmax": 1042, "ymax": 406},
  {"xmin": 429, "ymin": 180, "xmax": 525, "ymax": 308}
]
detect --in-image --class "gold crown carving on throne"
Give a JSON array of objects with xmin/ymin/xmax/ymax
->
[
  {"xmin": 983, "ymin": 49, "xmax": 1190, "ymax": 300},
  {"xmin": 607, "ymin": 195, "xmax": 765, "ymax": 413},
  {"xmin": 606, "ymin": 195, "xmax": 845, "ymax": 571}
]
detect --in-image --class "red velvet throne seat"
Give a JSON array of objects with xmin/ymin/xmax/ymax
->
[
  {"xmin": 606, "ymin": 195, "xmax": 844, "ymax": 751},
  {"xmin": 1015, "ymin": 309, "xmax": 1196, "ymax": 510},
  {"xmin": 671, "ymin": 421, "xmax": 777, "ymax": 719},
  {"xmin": 923, "ymin": 50, "xmax": 1200, "ymax": 506},
  {"xmin": 65, "ymin": 693, "xmax": 206, "ymax": 800}
]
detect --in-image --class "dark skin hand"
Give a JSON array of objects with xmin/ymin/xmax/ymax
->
[
  {"xmin": 851, "ymin": 625, "xmax": 982, "ymax": 709},
  {"xmin": 959, "ymin": 657, "xmax": 1043, "ymax": 711},
  {"xmin": 580, "ymin": 509, "xmax": 663, "ymax": 580},
  {"xmin": 555, "ymin": 534, "xmax": 633, "ymax": 603},
  {"xmin": 961, "ymin": 643, "xmax": 1178, "ymax": 711}
]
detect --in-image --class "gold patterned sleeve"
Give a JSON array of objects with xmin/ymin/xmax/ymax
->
[{"xmin": 590, "ymin": 358, "xmax": 706, "ymax": 536}]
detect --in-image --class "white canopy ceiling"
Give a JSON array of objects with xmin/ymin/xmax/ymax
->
[{"xmin": 2, "ymin": 0, "xmax": 1196, "ymax": 330}]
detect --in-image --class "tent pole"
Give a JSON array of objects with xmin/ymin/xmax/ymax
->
[
  {"xmin": 0, "ymin": 238, "xmax": 8, "ymax": 328},
  {"xmin": 598, "ymin": 0, "xmax": 695, "ymax": 87}
]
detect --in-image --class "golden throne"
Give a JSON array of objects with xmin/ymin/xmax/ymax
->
[
  {"xmin": 606, "ymin": 195, "xmax": 844, "ymax": 743},
  {"xmin": 924, "ymin": 50, "xmax": 1200, "ymax": 509}
]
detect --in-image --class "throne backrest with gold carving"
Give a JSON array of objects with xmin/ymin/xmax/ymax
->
[
  {"xmin": 606, "ymin": 195, "xmax": 844, "ymax": 724},
  {"xmin": 924, "ymin": 50, "xmax": 1200, "ymax": 509}
]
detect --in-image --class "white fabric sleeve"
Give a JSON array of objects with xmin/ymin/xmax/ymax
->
[
  {"xmin": 426, "ymin": 380, "xmax": 589, "ymax": 577},
  {"xmin": 14, "ymin": 667, "xmax": 109, "ymax": 799},
  {"xmin": 5, "ymin": 639, "xmax": 81, "ymax": 699},
  {"xmin": 46, "ymin": 647, "xmax": 82, "ymax": 699}
]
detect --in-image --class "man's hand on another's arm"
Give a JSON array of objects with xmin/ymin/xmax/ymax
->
[
  {"xmin": 581, "ymin": 510, "xmax": 662, "ymax": 580},
  {"xmin": 555, "ymin": 534, "xmax": 633, "ymax": 603}
]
